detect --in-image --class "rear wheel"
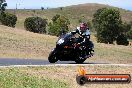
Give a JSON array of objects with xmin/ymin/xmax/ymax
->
[
  {"xmin": 75, "ymin": 52, "xmax": 86, "ymax": 64},
  {"xmin": 48, "ymin": 50, "xmax": 58, "ymax": 63},
  {"xmin": 75, "ymin": 58, "xmax": 85, "ymax": 64}
]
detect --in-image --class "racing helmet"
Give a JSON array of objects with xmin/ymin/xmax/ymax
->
[{"xmin": 80, "ymin": 22, "xmax": 87, "ymax": 32}]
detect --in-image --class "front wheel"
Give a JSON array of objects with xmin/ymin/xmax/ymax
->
[{"xmin": 48, "ymin": 49, "xmax": 58, "ymax": 63}]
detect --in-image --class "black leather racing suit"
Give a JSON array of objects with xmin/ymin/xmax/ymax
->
[{"xmin": 71, "ymin": 27, "xmax": 93, "ymax": 55}]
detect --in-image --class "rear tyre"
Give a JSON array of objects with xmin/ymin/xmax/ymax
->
[
  {"xmin": 75, "ymin": 57, "xmax": 85, "ymax": 64},
  {"xmin": 48, "ymin": 50, "xmax": 58, "ymax": 63},
  {"xmin": 75, "ymin": 52, "xmax": 86, "ymax": 64}
]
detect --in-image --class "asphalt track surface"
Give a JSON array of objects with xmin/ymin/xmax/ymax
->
[
  {"xmin": 0, "ymin": 58, "xmax": 107, "ymax": 66},
  {"xmin": 0, "ymin": 58, "xmax": 132, "ymax": 67}
]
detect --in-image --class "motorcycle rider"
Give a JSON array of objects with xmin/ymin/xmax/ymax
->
[
  {"xmin": 71, "ymin": 22, "xmax": 90, "ymax": 44},
  {"xmin": 71, "ymin": 22, "xmax": 93, "ymax": 55}
]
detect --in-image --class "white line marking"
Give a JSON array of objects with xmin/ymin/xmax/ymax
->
[{"xmin": 0, "ymin": 64, "xmax": 132, "ymax": 68}]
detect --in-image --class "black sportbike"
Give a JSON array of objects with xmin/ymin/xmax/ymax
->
[{"xmin": 48, "ymin": 33, "xmax": 94, "ymax": 64}]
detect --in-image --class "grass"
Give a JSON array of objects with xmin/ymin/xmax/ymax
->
[
  {"xmin": 6, "ymin": 3, "xmax": 132, "ymax": 30},
  {"xmin": 0, "ymin": 25, "xmax": 132, "ymax": 64},
  {"xmin": 0, "ymin": 66, "xmax": 131, "ymax": 88},
  {"xmin": 0, "ymin": 25, "xmax": 57, "ymax": 59},
  {"xmin": 90, "ymin": 43, "xmax": 132, "ymax": 64},
  {"xmin": 0, "ymin": 3, "xmax": 132, "ymax": 88},
  {"xmin": 0, "ymin": 67, "xmax": 67, "ymax": 88},
  {"xmin": 0, "ymin": 3, "xmax": 132, "ymax": 63}
]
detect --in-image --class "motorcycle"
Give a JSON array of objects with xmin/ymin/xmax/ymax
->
[{"xmin": 48, "ymin": 32, "xmax": 94, "ymax": 64}]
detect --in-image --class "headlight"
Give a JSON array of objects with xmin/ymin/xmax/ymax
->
[{"xmin": 57, "ymin": 38, "xmax": 64, "ymax": 44}]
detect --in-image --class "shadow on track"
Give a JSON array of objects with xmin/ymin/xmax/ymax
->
[{"xmin": 55, "ymin": 61, "xmax": 109, "ymax": 64}]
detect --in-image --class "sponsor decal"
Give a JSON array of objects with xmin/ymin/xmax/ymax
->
[{"xmin": 76, "ymin": 66, "xmax": 131, "ymax": 85}]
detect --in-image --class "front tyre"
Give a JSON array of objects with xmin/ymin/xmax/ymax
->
[{"xmin": 48, "ymin": 49, "xmax": 58, "ymax": 63}]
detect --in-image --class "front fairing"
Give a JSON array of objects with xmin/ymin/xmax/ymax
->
[
  {"xmin": 57, "ymin": 38, "xmax": 64, "ymax": 45},
  {"xmin": 56, "ymin": 33, "xmax": 73, "ymax": 45}
]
